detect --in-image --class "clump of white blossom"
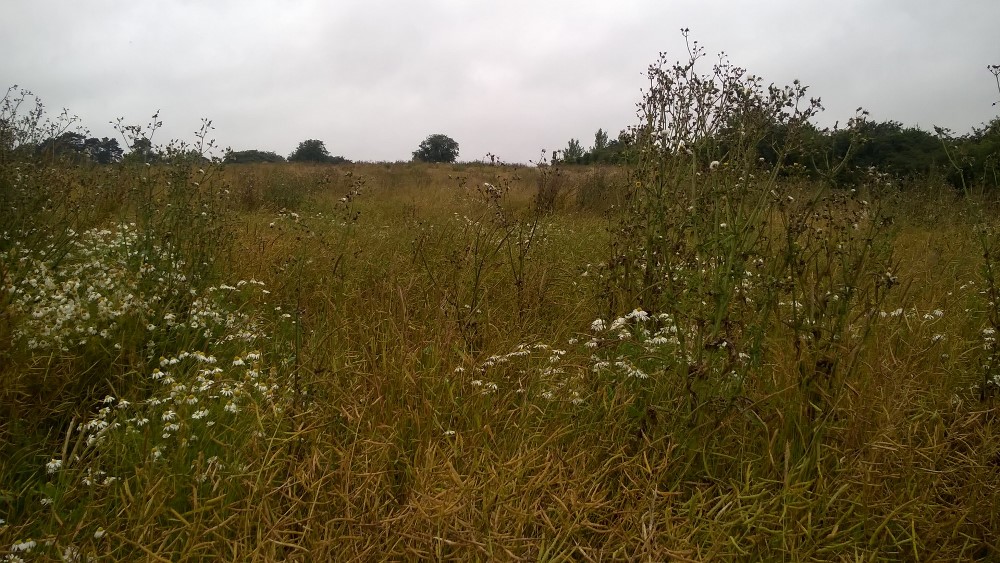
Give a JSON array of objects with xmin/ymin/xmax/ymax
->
[
  {"xmin": 3, "ymin": 224, "xmax": 189, "ymax": 352},
  {"xmin": 2, "ymin": 223, "xmax": 293, "ymax": 556},
  {"xmin": 980, "ymin": 327, "xmax": 1000, "ymax": 398},
  {"xmin": 468, "ymin": 308, "xmax": 754, "ymax": 407}
]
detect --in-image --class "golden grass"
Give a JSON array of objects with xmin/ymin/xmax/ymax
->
[{"xmin": 2, "ymin": 161, "xmax": 999, "ymax": 560}]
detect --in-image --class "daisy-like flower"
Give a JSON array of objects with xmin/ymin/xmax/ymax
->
[
  {"xmin": 11, "ymin": 539, "xmax": 37, "ymax": 552},
  {"xmin": 625, "ymin": 309, "xmax": 649, "ymax": 322}
]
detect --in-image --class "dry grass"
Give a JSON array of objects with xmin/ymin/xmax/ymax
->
[{"xmin": 2, "ymin": 161, "xmax": 999, "ymax": 561}]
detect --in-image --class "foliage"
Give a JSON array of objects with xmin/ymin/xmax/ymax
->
[
  {"xmin": 288, "ymin": 139, "xmax": 348, "ymax": 164},
  {"xmin": 555, "ymin": 63, "xmax": 999, "ymax": 189},
  {"xmin": 36, "ymin": 132, "xmax": 123, "ymax": 164},
  {"xmin": 412, "ymin": 133, "xmax": 459, "ymax": 163},
  {"xmin": 593, "ymin": 128, "xmax": 608, "ymax": 152},
  {"xmin": 224, "ymin": 148, "xmax": 286, "ymax": 164},
  {"xmin": 1, "ymin": 85, "xmax": 84, "ymax": 165},
  {"xmin": 936, "ymin": 118, "xmax": 1000, "ymax": 190},
  {"xmin": 559, "ymin": 138, "xmax": 584, "ymax": 162},
  {"xmin": 555, "ymin": 129, "xmax": 628, "ymax": 165},
  {"xmin": 605, "ymin": 31, "xmax": 901, "ymax": 484}
]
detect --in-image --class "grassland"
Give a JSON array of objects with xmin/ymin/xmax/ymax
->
[{"xmin": 1, "ymin": 158, "xmax": 999, "ymax": 561}]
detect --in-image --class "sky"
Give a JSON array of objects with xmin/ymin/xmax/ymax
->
[{"xmin": 2, "ymin": 0, "xmax": 998, "ymax": 164}]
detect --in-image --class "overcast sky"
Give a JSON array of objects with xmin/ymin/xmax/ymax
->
[{"xmin": 3, "ymin": 0, "xmax": 998, "ymax": 164}]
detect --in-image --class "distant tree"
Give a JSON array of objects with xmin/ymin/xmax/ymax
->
[
  {"xmin": 412, "ymin": 134, "xmax": 459, "ymax": 163},
  {"xmin": 561, "ymin": 138, "xmax": 584, "ymax": 164},
  {"xmin": 853, "ymin": 121, "xmax": 946, "ymax": 179},
  {"xmin": 585, "ymin": 129, "xmax": 626, "ymax": 164},
  {"xmin": 289, "ymin": 139, "xmax": 331, "ymax": 163},
  {"xmin": 225, "ymin": 149, "xmax": 286, "ymax": 164},
  {"xmin": 288, "ymin": 139, "xmax": 347, "ymax": 163},
  {"xmin": 87, "ymin": 137, "xmax": 123, "ymax": 164},
  {"xmin": 36, "ymin": 132, "xmax": 122, "ymax": 164},
  {"xmin": 554, "ymin": 131, "xmax": 627, "ymax": 165},
  {"xmin": 939, "ymin": 117, "xmax": 1000, "ymax": 190},
  {"xmin": 38, "ymin": 131, "xmax": 85, "ymax": 159},
  {"xmin": 126, "ymin": 137, "xmax": 160, "ymax": 164},
  {"xmin": 593, "ymin": 128, "xmax": 609, "ymax": 152}
]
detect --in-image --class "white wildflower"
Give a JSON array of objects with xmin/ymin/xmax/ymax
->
[
  {"xmin": 625, "ymin": 309, "xmax": 649, "ymax": 322},
  {"xmin": 11, "ymin": 539, "xmax": 36, "ymax": 552}
]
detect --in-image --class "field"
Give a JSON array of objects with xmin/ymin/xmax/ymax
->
[{"xmin": 1, "ymin": 154, "xmax": 999, "ymax": 561}]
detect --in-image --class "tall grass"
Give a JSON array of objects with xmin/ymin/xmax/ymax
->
[{"xmin": 2, "ymin": 74, "xmax": 1000, "ymax": 560}]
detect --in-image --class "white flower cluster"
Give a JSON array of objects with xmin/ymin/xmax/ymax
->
[
  {"xmin": 471, "ymin": 307, "xmax": 759, "ymax": 409},
  {"xmin": 71, "ymin": 344, "xmax": 276, "ymax": 459},
  {"xmin": 76, "ymin": 333, "xmax": 279, "ymax": 465},
  {"xmin": 3, "ymin": 224, "xmax": 189, "ymax": 352},
  {"xmin": 586, "ymin": 309, "xmax": 682, "ymax": 356},
  {"xmin": 981, "ymin": 327, "xmax": 1000, "ymax": 396},
  {"xmin": 470, "ymin": 343, "xmax": 570, "ymax": 401},
  {"xmin": 4, "ymin": 224, "xmax": 289, "ymax": 485}
]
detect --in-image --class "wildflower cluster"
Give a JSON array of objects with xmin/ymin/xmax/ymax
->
[
  {"xmin": 31, "ymin": 265, "xmax": 284, "ymax": 466},
  {"xmin": 2, "ymin": 221, "xmax": 291, "ymax": 558},
  {"xmin": 3, "ymin": 224, "xmax": 189, "ymax": 352},
  {"xmin": 470, "ymin": 343, "xmax": 569, "ymax": 401},
  {"xmin": 73, "ymin": 343, "xmax": 278, "ymax": 465},
  {"xmin": 468, "ymin": 308, "xmax": 756, "ymax": 409},
  {"xmin": 587, "ymin": 308, "xmax": 753, "ymax": 391},
  {"xmin": 980, "ymin": 327, "xmax": 1000, "ymax": 399}
]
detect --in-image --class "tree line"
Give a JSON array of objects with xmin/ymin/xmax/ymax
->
[
  {"xmin": 555, "ymin": 116, "xmax": 1000, "ymax": 189},
  {"xmin": 226, "ymin": 134, "xmax": 460, "ymax": 165},
  {"xmin": 3, "ymin": 79, "xmax": 994, "ymax": 188},
  {"xmin": 0, "ymin": 114, "xmax": 460, "ymax": 167}
]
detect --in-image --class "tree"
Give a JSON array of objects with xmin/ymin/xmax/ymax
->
[
  {"xmin": 553, "ymin": 130, "xmax": 627, "ymax": 165},
  {"xmin": 126, "ymin": 137, "xmax": 159, "ymax": 164},
  {"xmin": 225, "ymin": 149, "xmax": 286, "ymax": 164},
  {"xmin": 36, "ymin": 132, "xmax": 122, "ymax": 164},
  {"xmin": 87, "ymin": 137, "xmax": 123, "ymax": 164},
  {"xmin": 564, "ymin": 139, "xmax": 584, "ymax": 162},
  {"xmin": 38, "ymin": 131, "xmax": 86, "ymax": 160},
  {"xmin": 593, "ymin": 128, "xmax": 609, "ymax": 152},
  {"xmin": 289, "ymin": 139, "xmax": 333, "ymax": 163},
  {"xmin": 412, "ymin": 134, "xmax": 459, "ymax": 163}
]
